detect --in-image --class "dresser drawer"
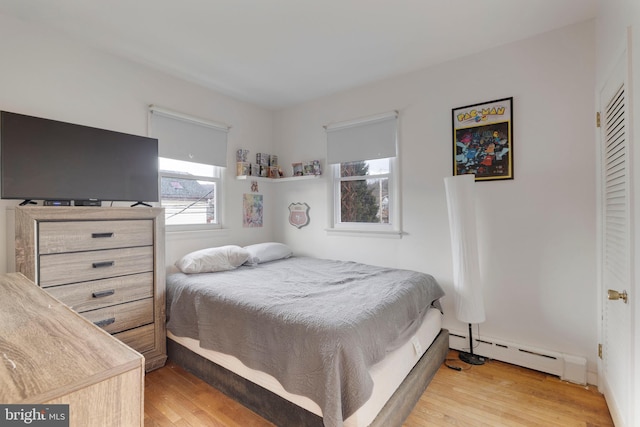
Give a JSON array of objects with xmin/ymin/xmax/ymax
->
[
  {"xmin": 46, "ymin": 272, "xmax": 154, "ymax": 313},
  {"xmin": 39, "ymin": 220, "xmax": 153, "ymax": 254},
  {"xmin": 40, "ymin": 246, "xmax": 153, "ymax": 287},
  {"xmin": 83, "ymin": 298, "xmax": 154, "ymax": 334},
  {"xmin": 115, "ymin": 324, "xmax": 156, "ymax": 354}
]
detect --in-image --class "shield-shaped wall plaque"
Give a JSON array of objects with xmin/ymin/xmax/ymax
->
[{"xmin": 288, "ymin": 202, "xmax": 310, "ymax": 228}]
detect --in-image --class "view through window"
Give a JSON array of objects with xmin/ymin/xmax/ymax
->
[
  {"xmin": 159, "ymin": 157, "xmax": 222, "ymax": 227},
  {"xmin": 337, "ymin": 158, "xmax": 391, "ymax": 225}
]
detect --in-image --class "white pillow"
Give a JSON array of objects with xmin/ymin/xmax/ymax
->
[
  {"xmin": 175, "ymin": 245, "xmax": 250, "ymax": 274},
  {"xmin": 244, "ymin": 242, "xmax": 292, "ymax": 264}
]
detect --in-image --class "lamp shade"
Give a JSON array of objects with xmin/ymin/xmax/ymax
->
[{"xmin": 444, "ymin": 175, "xmax": 486, "ymax": 324}]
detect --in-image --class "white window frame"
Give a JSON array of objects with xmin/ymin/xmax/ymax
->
[
  {"xmin": 329, "ymin": 158, "xmax": 401, "ymax": 236},
  {"xmin": 158, "ymin": 161, "xmax": 224, "ymax": 232},
  {"xmin": 326, "ymin": 111, "xmax": 402, "ymax": 238}
]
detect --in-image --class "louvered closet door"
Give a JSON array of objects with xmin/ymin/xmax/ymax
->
[{"xmin": 600, "ymin": 50, "xmax": 632, "ymax": 427}]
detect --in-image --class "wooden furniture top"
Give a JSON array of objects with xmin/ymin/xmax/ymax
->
[
  {"xmin": 14, "ymin": 206, "xmax": 163, "ymax": 221},
  {"xmin": 0, "ymin": 272, "xmax": 143, "ymax": 404}
]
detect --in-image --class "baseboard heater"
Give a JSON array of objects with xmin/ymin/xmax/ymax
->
[{"xmin": 448, "ymin": 331, "xmax": 587, "ymax": 385}]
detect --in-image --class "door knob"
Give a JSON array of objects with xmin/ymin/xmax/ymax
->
[{"xmin": 608, "ymin": 289, "xmax": 628, "ymax": 303}]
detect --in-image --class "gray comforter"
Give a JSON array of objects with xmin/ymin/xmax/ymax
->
[{"xmin": 166, "ymin": 256, "xmax": 444, "ymax": 427}]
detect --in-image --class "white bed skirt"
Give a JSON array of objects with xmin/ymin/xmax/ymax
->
[{"xmin": 167, "ymin": 307, "xmax": 442, "ymax": 427}]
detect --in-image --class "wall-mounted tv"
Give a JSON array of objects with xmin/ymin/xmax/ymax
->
[{"xmin": 1, "ymin": 111, "xmax": 159, "ymax": 205}]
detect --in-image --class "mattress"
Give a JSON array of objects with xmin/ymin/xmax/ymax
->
[{"xmin": 167, "ymin": 306, "xmax": 442, "ymax": 427}]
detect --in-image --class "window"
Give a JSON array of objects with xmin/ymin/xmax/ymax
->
[
  {"xmin": 149, "ymin": 106, "xmax": 229, "ymax": 229},
  {"xmin": 159, "ymin": 158, "xmax": 223, "ymax": 228},
  {"xmin": 337, "ymin": 158, "xmax": 391, "ymax": 224},
  {"xmin": 326, "ymin": 112, "xmax": 401, "ymax": 236}
]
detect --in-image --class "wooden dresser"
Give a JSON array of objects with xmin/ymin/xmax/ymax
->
[
  {"xmin": 0, "ymin": 272, "xmax": 144, "ymax": 426},
  {"xmin": 14, "ymin": 206, "xmax": 166, "ymax": 372}
]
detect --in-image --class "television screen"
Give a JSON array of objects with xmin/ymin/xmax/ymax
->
[{"xmin": 1, "ymin": 111, "xmax": 159, "ymax": 203}]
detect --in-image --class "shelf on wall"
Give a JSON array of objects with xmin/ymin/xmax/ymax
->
[{"xmin": 235, "ymin": 175, "xmax": 321, "ymax": 182}]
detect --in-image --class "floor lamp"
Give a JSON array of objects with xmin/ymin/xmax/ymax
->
[{"xmin": 444, "ymin": 175, "xmax": 486, "ymax": 365}]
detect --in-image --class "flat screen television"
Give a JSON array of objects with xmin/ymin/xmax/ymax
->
[{"xmin": 1, "ymin": 111, "xmax": 159, "ymax": 205}]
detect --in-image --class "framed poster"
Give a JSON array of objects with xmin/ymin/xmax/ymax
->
[
  {"xmin": 452, "ymin": 97, "xmax": 513, "ymax": 181},
  {"xmin": 243, "ymin": 193, "xmax": 263, "ymax": 227}
]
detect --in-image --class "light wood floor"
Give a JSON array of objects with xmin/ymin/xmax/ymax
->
[{"xmin": 144, "ymin": 350, "xmax": 613, "ymax": 427}]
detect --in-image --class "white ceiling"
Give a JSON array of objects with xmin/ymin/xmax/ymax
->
[{"xmin": 0, "ymin": 0, "xmax": 598, "ymax": 109}]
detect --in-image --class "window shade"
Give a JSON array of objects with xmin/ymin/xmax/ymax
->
[
  {"xmin": 326, "ymin": 112, "xmax": 398, "ymax": 164},
  {"xmin": 150, "ymin": 107, "xmax": 229, "ymax": 167}
]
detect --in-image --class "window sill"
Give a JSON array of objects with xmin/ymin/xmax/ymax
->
[
  {"xmin": 165, "ymin": 226, "xmax": 230, "ymax": 236},
  {"xmin": 236, "ymin": 175, "xmax": 321, "ymax": 182},
  {"xmin": 325, "ymin": 228, "xmax": 404, "ymax": 239}
]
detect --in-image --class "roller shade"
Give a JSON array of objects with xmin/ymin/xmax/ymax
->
[
  {"xmin": 150, "ymin": 106, "xmax": 229, "ymax": 167},
  {"xmin": 326, "ymin": 112, "xmax": 398, "ymax": 164}
]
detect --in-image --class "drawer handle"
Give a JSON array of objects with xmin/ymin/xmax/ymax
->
[
  {"xmin": 94, "ymin": 317, "xmax": 116, "ymax": 328},
  {"xmin": 92, "ymin": 232, "xmax": 114, "ymax": 238},
  {"xmin": 92, "ymin": 289, "xmax": 115, "ymax": 298},
  {"xmin": 92, "ymin": 261, "xmax": 115, "ymax": 269}
]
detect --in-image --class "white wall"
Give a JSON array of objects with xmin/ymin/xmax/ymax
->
[
  {"xmin": 0, "ymin": 13, "xmax": 277, "ymax": 270},
  {"xmin": 273, "ymin": 20, "xmax": 598, "ymax": 377}
]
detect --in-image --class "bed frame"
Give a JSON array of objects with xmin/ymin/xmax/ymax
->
[{"xmin": 167, "ymin": 328, "xmax": 449, "ymax": 427}]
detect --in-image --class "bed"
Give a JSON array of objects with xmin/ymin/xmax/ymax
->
[{"xmin": 165, "ymin": 244, "xmax": 447, "ymax": 427}]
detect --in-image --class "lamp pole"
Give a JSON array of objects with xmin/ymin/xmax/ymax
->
[{"xmin": 458, "ymin": 323, "xmax": 485, "ymax": 365}]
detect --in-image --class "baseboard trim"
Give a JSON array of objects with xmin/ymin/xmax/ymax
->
[{"xmin": 448, "ymin": 329, "xmax": 591, "ymax": 385}]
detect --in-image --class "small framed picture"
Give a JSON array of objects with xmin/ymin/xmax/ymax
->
[
  {"xmin": 236, "ymin": 162, "xmax": 250, "ymax": 177},
  {"xmin": 311, "ymin": 160, "xmax": 321, "ymax": 175},
  {"xmin": 452, "ymin": 97, "xmax": 513, "ymax": 181},
  {"xmin": 292, "ymin": 162, "xmax": 303, "ymax": 176},
  {"xmin": 303, "ymin": 162, "xmax": 315, "ymax": 175}
]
